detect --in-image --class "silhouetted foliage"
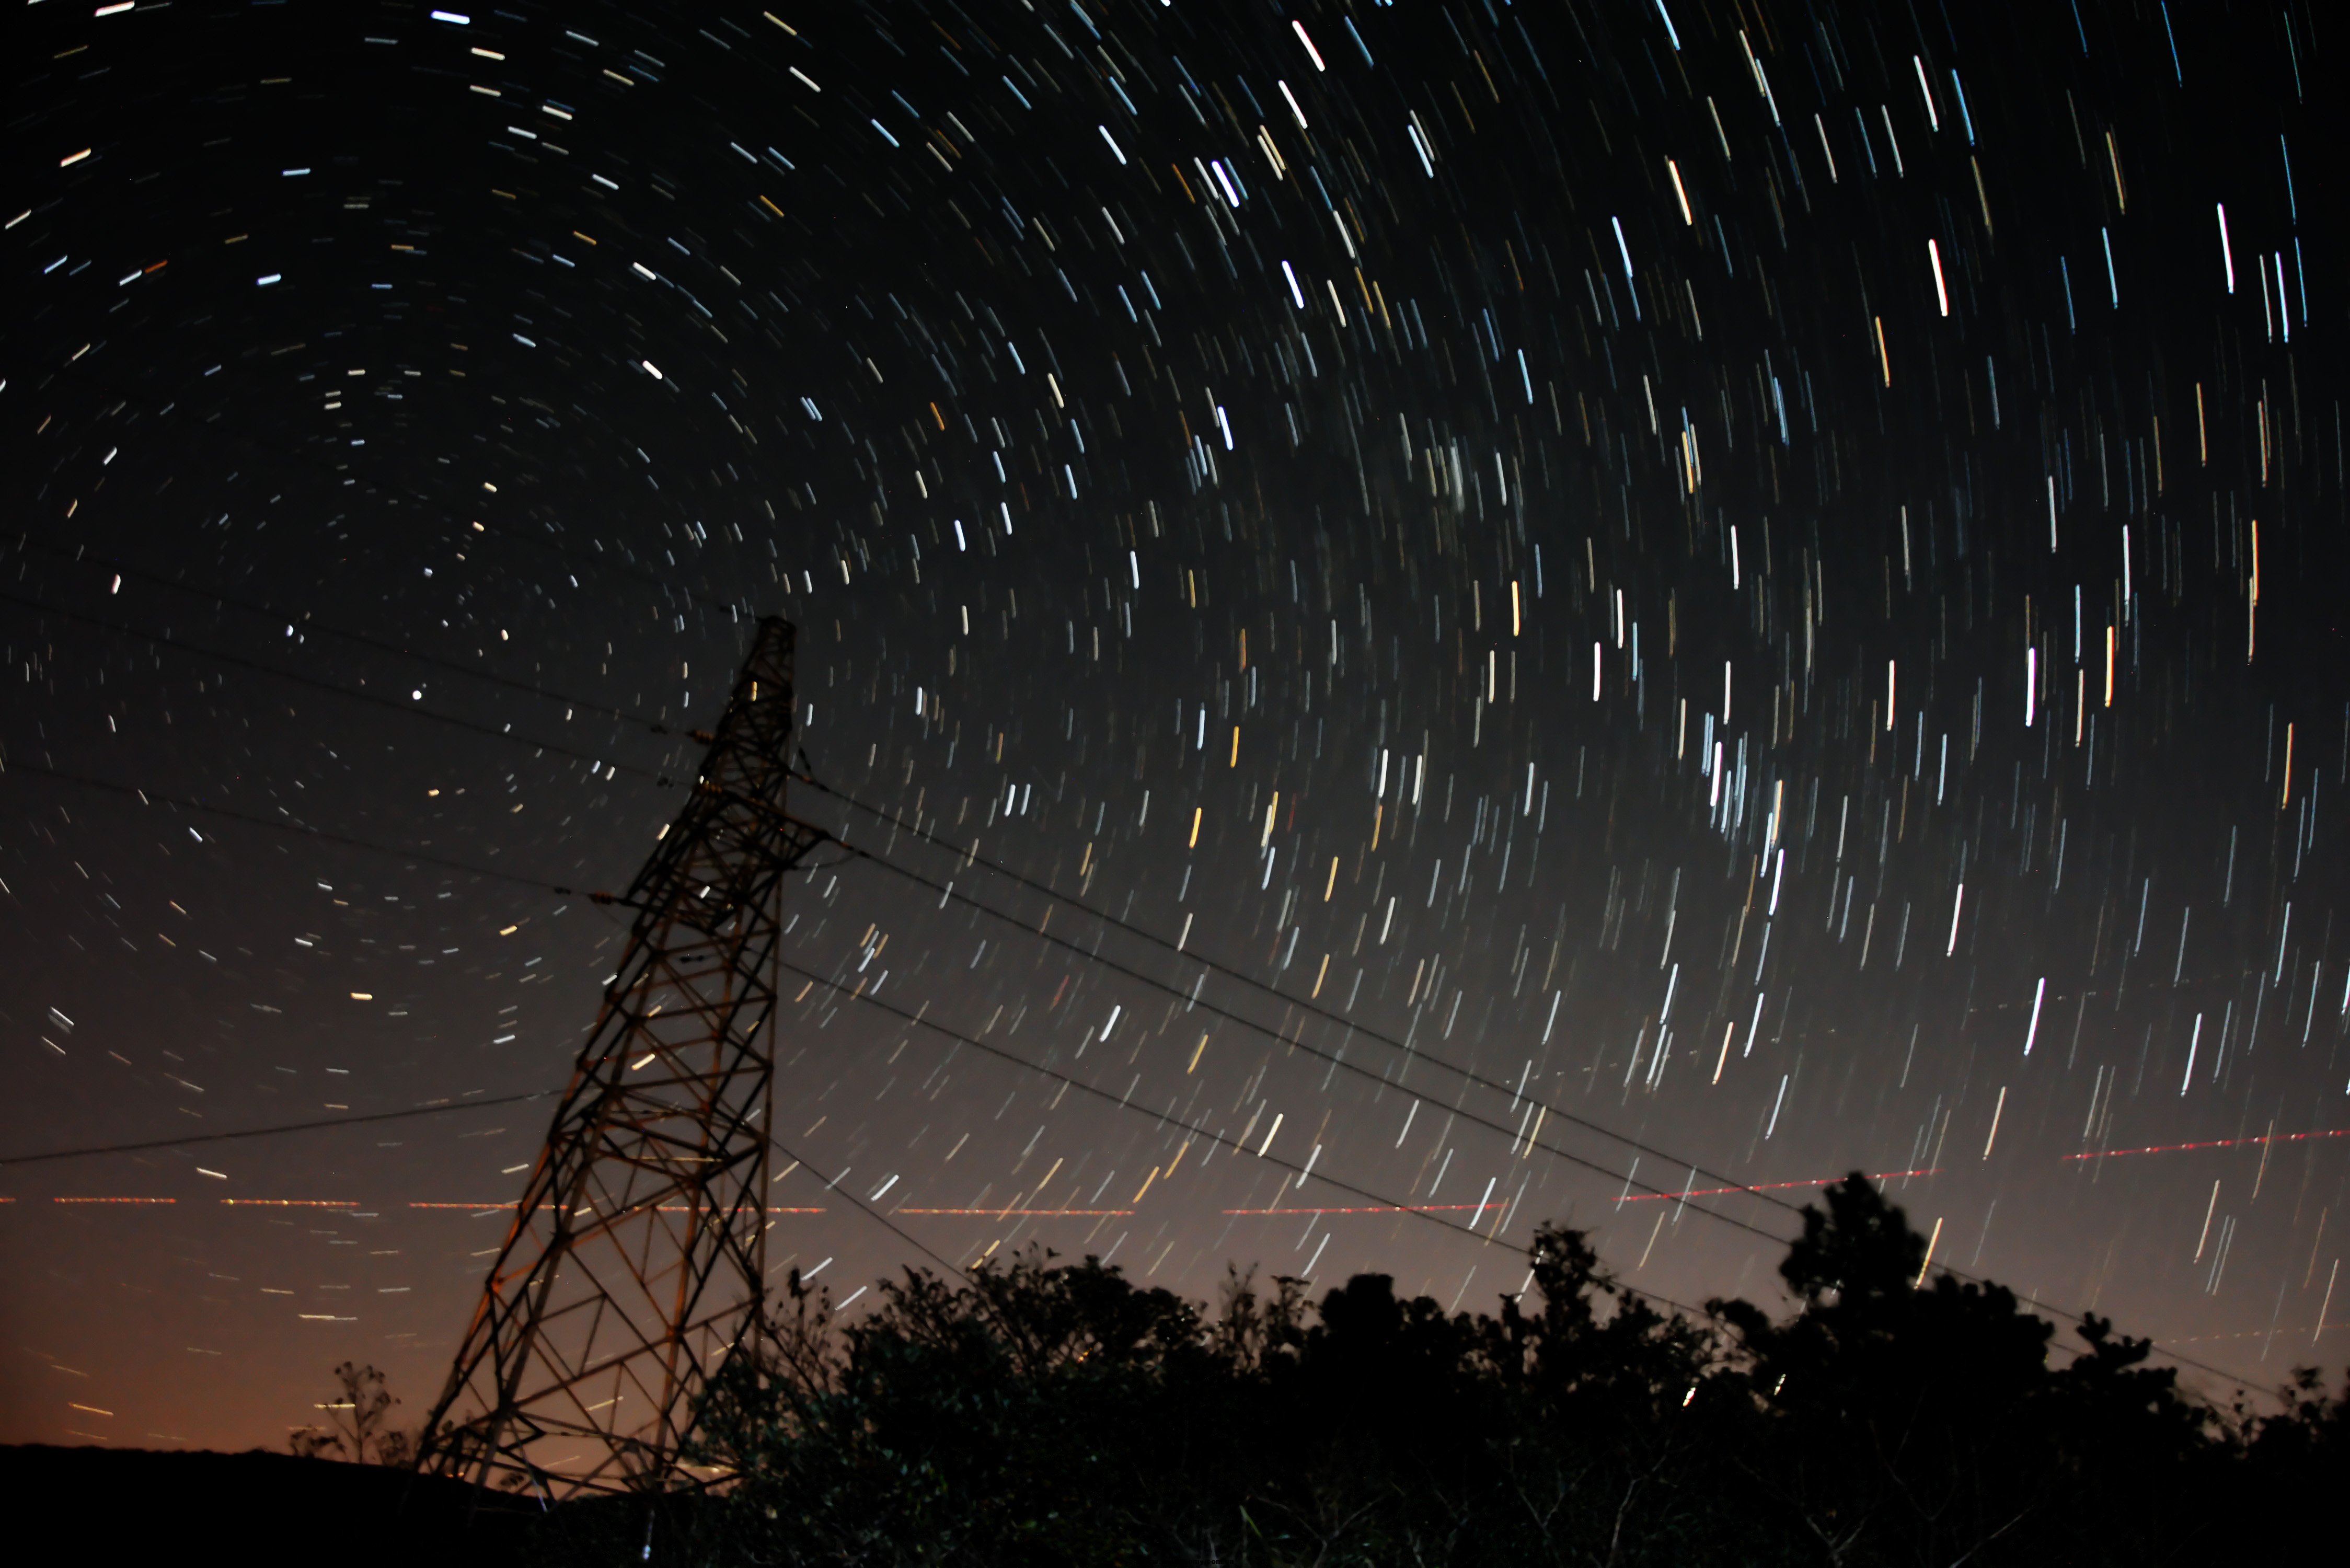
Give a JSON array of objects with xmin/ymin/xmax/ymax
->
[
  {"xmin": 289, "ymin": 1361, "xmax": 413, "ymax": 1468},
  {"xmin": 525, "ymin": 1175, "xmax": 2344, "ymax": 1564}
]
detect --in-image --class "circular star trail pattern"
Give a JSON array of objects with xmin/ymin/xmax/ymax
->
[{"xmin": 2, "ymin": 0, "xmax": 2343, "ymax": 1449}]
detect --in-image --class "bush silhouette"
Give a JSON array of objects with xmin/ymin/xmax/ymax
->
[
  {"xmin": 515, "ymin": 1173, "xmax": 2345, "ymax": 1564},
  {"xmin": 289, "ymin": 1362, "xmax": 412, "ymax": 1468}
]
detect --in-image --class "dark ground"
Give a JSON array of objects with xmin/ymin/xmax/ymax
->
[{"xmin": 0, "ymin": 1445, "xmax": 546, "ymax": 1567}]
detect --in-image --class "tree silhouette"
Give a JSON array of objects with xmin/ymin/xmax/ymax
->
[
  {"xmin": 502, "ymin": 1175, "xmax": 2345, "ymax": 1564},
  {"xmin": 289, "ymin": 1362, "xmax": 412, "ymax": 1467}
]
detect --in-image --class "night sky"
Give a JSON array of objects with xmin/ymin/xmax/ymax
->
[{"xmin": 3, "ymin": 0, "xmax": 2344, "ymax": 1454}]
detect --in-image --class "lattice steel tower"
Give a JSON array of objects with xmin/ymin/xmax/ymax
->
[{"xmin": 417, "ymin": 616, "xmax": 822, "ymax": 1495}]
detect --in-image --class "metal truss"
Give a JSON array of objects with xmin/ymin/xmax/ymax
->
[{"xmin": 416, "ymin": 616, "xmax": 821, "ymax": 1496}]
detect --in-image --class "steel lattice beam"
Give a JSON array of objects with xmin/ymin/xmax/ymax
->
[{"xmin": 416, "ymin": 616, "xmax": 820, "ymax": 1496}]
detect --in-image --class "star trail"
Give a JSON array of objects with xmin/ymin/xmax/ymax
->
[{"xmin": 2, "ymin": 0, "xmax": 2343, "ymax": 1451}]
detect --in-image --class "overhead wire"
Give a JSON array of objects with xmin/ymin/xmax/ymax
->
[
  {"xmin": 790, "ymin": 788, "xmax": 2290, "ymax": 1393},
  {"xmin": 778, "ymin": 946, "xmax": 2279, "ymax": 1392},
  {"xmin": 0, "ymin": 1091, "xmax": 554, "ymax": 1169},
  {"xmin": 1, "ymin": 571, "xmax": 2290, "ymax": 1391},
  {"xmin": 767, "ymin": 1134, "xmax": 975, "ymax": 1288},
  {"xmin": 816, "ymin": 832, "xmax": 1802, "ymax": 1250},
  {"xmin": 0, "ymin": 858, "xmax": 2275, "ymax": 1392},
  {"xmin": 0, "ymin": 554, "xmax": 2260, "ymax": 1270},
  {"xmin": 0, "ymin": 548, "xmax": 1689, "ymax": 1241},
  {"xmin": 0, "ymin": 585, "xmax": 1994, "ymax": 1258},
  {"xmin": 771, "ymin": 951, "xmax": 1718, "ymax": 1324},
  {"xmin": 0, "ymin": 765, "xmax": 2281, "ymax": 1391},
  {"xmin": 793, "ymin": 764, "xmax": 1815, "ymax": 1224}
]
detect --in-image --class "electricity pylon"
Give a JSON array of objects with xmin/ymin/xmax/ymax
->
[{"xmin": 416, "ymin": 616, "xmax": 822, "ymax": 1496}]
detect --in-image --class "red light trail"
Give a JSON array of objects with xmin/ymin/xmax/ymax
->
[
  {"xmin": 2064, "ymin": 1128, "xmax": 2349, "ymax": 1161},
  {"xmin": 1223, "ymin": 1201, "xmax": 1505, "ymax": 1216},
  {"xmin": 12, "ymin": 1131, "xmax": 2345, "ymax": 1219},
  {"xmin": 894, "ymin": 1207, "xmax": 1135, "ymax": 1217}
]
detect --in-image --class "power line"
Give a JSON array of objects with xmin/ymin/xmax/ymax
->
[
  {"xmin": 768, "ymin": 1135, "xmax": 974, "ymax": 1287},
  {"xmin": 16, "ymin": 584, "xmax": 1785, "ymax": 1232},
  {"xmin": 8, "ymin": 747, "xmax": 1743, "ymax": 1278},
  {"xmin": 703, "ymin": 762, "xmax": 1801, "ymax": 1242},
  {"xmin": 9, "ymin": 563, "xmax": 1799, "ymax": 1235},
  {"xmin": 783, "ymin": 947, "xmax": 2280, "ymax": 1394},
  {"xmin": 6, "ymin": 752, "xmax": 1790, "ymax": 1259},
  {"xmin": 0, "ymin": 1091, "xmax": 552, "ymax": 1168},
  {"xmin": 797, "ymin": 780, "xmax": 2293, "ymax": 1394},
  {"xmin": 0, "ymin": 563, "xmax": 2285, "ymax": 1389},
  {"xmin": 794, "ymin": 764, "xmax": 1813, "ymax": 1225},
  {"xmin": 0, "ymin": 931, "xmax": 2261, "ymax": 1392},
  {"xmin": 0, "ymin": 579, "xmax": 2179, "ymax": 1285},
  {"xmin": 0, "ymin": 762, "xmax": 2276, "ymax": 1391},
  {"xmin": 771, "ymin": 951, "xmax": 1716, "ymax": 1324},
  {"xmin": 0, "ymin": 824, "xmax": 930, "ymax": 1297},
  {"xmin": 825, "ymin": 834, "xmax": 1800, "ymax": 1251},
  {"xmin": 11, "ymin": 648, "xmax": 2265, "ymax": 1366}
]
